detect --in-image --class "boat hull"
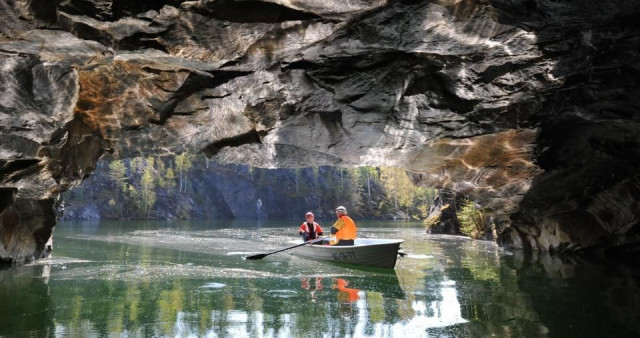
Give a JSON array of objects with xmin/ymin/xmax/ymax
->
[{"xmin": 290, "ymin": 239, "xmax": 403, "ymax": 268}]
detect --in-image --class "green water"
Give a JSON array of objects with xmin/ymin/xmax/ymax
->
[{"xmin": 1, "ymin": 220, "xmax": 639, "ymax": 337}]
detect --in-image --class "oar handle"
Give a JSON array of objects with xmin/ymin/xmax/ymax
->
[{"xmin": 268, "ymin": 239, "xmax": 316, "ymax": 255}]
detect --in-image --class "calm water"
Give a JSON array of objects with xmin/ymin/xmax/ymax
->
[{"xmin": 1, "ymin": 220, "xmax": 639, "ymax": 337}]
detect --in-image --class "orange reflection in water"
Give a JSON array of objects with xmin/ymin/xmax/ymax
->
[
  {"xmin": 332, "ymin": 278, "xmax": 360, "ymax": 303},
  {"xmin": 300, "ymin": 277, "xmax": 361, "ymax": 303}
]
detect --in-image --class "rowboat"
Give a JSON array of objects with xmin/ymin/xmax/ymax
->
[{"xmin": 289, "ymin": 238, "xmax": 404, "ymax": 269}]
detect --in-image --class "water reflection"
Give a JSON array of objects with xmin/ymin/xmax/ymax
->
[
  {"xmin": 2, "ymin": 221, "xmax": 640, "ymax": 337},
  {"xmin": 0, "ymin": 264, "xmax": 55, "ymax": 337},
  {"xmin": 301, "ymin": 277, "xmax": 324, "ymax": 302},
  {"xmin": 333, "ymin": 278, "xmax": 360, "ymax": 303}
]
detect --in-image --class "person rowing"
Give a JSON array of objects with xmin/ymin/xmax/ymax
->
[{"xmin": 299, "ymin": 211, "xmax": 324, "ymax": 242}]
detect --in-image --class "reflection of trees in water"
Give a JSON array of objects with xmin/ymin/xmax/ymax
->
[
  {"xmin": 294, "ymin": 277, "xmax": 329, "ymax": 336},
  {"xmin": 37, "ymin": 274, "xmax": 421, "ymax": 337},
  {"xmin": 0, "ymin": 235, "xmax": 531, "ymax": 337},
  {"xmin": 158, "ymin": 282, "xmax": 184, "ymax": 335},
  {"xmin": 0, "ymin": 265, "xmax": 55, "ymax": 337},
  {"xmin": 429, "ymin": 238, "xmax": 640, "ymax": 337},
  {"xmin": 462, "ymin": 241, "xmax": 501, "ymax": 282},
  {"xmin": 439, "ymin": 242, "xmax": 545, "ymax": 337},
  {"xmin": 413, "ymin": 237, "xmax": 546, "ymax": 337},
  {"xmin": 365, "ymin": 292, "xmax": 385, "ymax": 325},
  {"xmin": 506, "ymin": 251, "xmax": 640, "ymax": 337},
  {"xmin": 8, "ymin": 234, "xmax": 640, "ymax": 337}
]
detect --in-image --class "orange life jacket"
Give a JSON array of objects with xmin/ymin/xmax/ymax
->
[{"xmin": 332, "ymin": 215, "xmax": 357, "ymax": 243}]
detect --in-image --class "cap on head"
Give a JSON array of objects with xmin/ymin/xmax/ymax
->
[
  {"xmin": 336, "ymin": 206, "xmax": 347, "ymax": 214},
  {"xmin": 305, "ymin": 212, "xmax": 314, "ymax": 217}
]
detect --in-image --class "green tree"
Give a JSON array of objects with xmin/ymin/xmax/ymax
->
[
  {"xmin": 365, "ymin": 167, "xmax": 373, "ymax": 201},
  {"xmin": 140, "ymin": 163, "xmax": 157, "ymax": 219},
  {"xmin": 155, "ymin": 157, "xmax": 167, "ymax": 188},
  {"xmin": 145, "ymin": 156, "xmax": 155, "ymax": 169},
  {"xmin": 380, "ymin": 167, "xmax": 416, "ymax": 216},
  {"xmin": 358, "ymin": 167, "xmax": 378, "ymax": 201},
  {"xmin": 130, "ymin": 157, "xmax": 144, "ymax": 174},
  {"xmin": 175, "ymin": 153, "xmax": 193, "ymax": 193},
  {"xmin": 346, "ymin": 168, "xmax": 364, "ymax": 213},
  {"xmin": 399, "ymin": 173, "xmax": 417, "ymax": 214},
  {"xmin": 108, "ymin": 159, "xmax": 127, "ymax": 189},
  {"xmin": 108, "ymin": 159, "xmax": 127, "ymax": 216},
  {"xmin": 458, "ymin": 200, "xmax": 487, "ymax": 239},
  {"xmin": 414, "ymin": 187, "xmax": 436, "ymax": 219},
  {"xmin": 380, "ymin": 167, "xmax": 400, "ymax": 211},
  {"xmin": 165, "ymin": 167, "xmax": 176, "ymax": 189},
  {"xmin": 127, "ymin": 184, "xmax": 141, "ymax": 214}
]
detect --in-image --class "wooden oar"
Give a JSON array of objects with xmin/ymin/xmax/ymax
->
[{"xmin": 245, "ymin": 237, "xmax": 325, "ymax": 260}]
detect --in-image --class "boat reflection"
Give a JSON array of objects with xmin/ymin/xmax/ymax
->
[
  {"xmin": 299, "ymin": 271, "xmax": 404, "ymax": 301},
  {"xmin": 301, "ymin": 276, "xmax": 324, "ymax": 302},
  {"xmin": 332, "ymin": 278, "xmax": 360, "ymax": 303},
  {"xmin": 293, "ymin": 272, "xmax": 469, "ymax": 335}
]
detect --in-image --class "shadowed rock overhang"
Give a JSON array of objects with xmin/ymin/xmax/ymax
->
[{"xmin": 1, "ymin": 0, "xmax": 639, "ymax": 263}]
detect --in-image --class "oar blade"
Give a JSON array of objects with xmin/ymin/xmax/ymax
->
[{"xmin": 245, "ymin": 253, "xmax": 268, "ymax": 260}]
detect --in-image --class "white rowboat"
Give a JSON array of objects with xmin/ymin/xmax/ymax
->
[{"xmin": 289, "ymin": 238, "xmax": 404, "ymax": 269}]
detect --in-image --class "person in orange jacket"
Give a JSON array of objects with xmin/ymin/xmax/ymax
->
[
  {"xmin": 299, "ymin": 212, "xmax": 323, "ymax": 242},
  {"xmin": 330, "ymin": 206, "xmax": 357, "ymax": 246}
]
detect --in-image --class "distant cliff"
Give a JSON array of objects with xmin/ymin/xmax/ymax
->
[{"xmin": 60, "ymin": 156, "xmax": 435, "ymax": 221}]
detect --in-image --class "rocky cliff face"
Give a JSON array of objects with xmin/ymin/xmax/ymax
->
[
  {"xmin": 58, "ymin": 159, "xmax": 395, "ymax": 222},
  {"xmin": 1, "ymin": 0, "xmax": 639, "ymax": 263}
]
